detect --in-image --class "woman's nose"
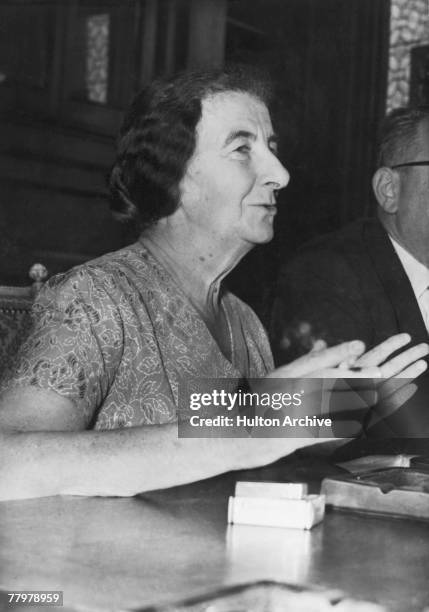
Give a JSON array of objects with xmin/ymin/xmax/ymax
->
[{"xmin": 263, "ymin": 153, "xmax": 290, "ymax": 190}]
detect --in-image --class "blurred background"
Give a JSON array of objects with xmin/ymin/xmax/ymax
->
[{"xmin": 1, "ymin": 0, "xmax": 428, "ymax": 321}]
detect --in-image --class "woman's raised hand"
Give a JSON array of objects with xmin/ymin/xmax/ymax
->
[{"xmin": 269, "ymin": 333, "xmax": 428, "ymax": 380}]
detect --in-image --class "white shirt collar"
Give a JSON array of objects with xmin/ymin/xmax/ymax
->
[{"xmin": 389, "ymin": 235, "xmax": 429, "ymax": 299}]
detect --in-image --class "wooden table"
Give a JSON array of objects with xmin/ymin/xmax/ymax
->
[{"xmin": 1, "ymin": 453, "xmax": 429, "ymax": 611}]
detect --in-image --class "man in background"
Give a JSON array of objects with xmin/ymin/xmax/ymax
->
[{"xmin": 271, "ymin": 106, "xmax": 429, "ymax": 443}]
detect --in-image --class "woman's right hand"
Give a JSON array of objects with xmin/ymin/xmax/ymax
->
[
  {"xmin": 267, "ymin": 333, "xmax": 428, "ymax": 416},
  {"xmin": 268, "ymin": 333, "xmax": 428, "ymax": 380},
  {"xmin": 248, "ymin": 334, "xmax": 428, "ymax": 442}
]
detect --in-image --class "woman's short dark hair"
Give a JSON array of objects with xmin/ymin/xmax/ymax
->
[{"xmin": 109, "ymin": 65, "xmax": 272, "ymax": 230}]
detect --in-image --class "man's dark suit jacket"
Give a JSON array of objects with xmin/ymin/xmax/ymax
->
[{"xmin": 271, "ymin": 217, "xmax": 429, "ymax": 450}]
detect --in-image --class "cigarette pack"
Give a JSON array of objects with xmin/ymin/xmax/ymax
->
[
  {"xmin": 235, "ymin": 481, "xmax": 308, "ymax": 499},
  {"xmin": 227, "ymin": 494, "xmax": 325, "ymax": 530}
]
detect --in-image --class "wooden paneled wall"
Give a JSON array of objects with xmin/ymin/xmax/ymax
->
[
  {"xmin": 0, "ymin": 116, "xmax": 123, "ymax": 284},
  {"xmin": 0, "ymin": 0, "xmax": 184, "ymax": 286}
]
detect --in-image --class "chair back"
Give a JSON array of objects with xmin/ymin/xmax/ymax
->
[{"xmin": 0, "ymin": 264, "xmax": 48, "ymax": 374}]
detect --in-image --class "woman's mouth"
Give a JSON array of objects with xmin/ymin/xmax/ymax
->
[{"xmin": 261, "ymin": 204, "xmax": 277, "ymax": 213}]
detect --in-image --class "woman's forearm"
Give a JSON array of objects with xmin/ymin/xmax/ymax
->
[{"xmin": 0, "ymin": 423, "xmax": 314, "ymax": 501}]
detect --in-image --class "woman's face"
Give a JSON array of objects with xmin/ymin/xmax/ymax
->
[{"xmin": 178, "ymin": 91, "xmax": 290, "ymax": 250}]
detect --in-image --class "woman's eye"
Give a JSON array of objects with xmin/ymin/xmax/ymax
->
[{"xmin": 234, "ymin": 144, "xmax": 251, "ymax": 155}]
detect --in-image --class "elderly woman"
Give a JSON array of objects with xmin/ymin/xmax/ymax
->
[{"xmin": 0, "ymin": 66, "xmax": 427, "ymax": 500}]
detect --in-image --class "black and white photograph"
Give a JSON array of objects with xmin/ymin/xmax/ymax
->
[{"xmin": 1, "ymin": 1, "xmax": 429, "ymax": 610}]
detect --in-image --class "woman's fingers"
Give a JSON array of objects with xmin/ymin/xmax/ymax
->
[
  {"xmin": 329, "ymin": 352, "xmax": 426, "ymax": 382},
  {"xmin": 309, "ymin": 339, "xmax": 327, "ymax": 352},
  {"xmin": 366, "ymin": 383, "xmax": 418, "ymax": 430},
  {"xmin": 377, "ymin": 376, "xmax": 417, "ymax": 403},
  {"xmin": 388, "ymin": 358, "xmax": 428, "ymax": 380},
  {"xmin": 353, "ymin": 333, "xmax": 412, "ymax": 367},
  {"xmin": 271, "ymin": 340, "xmax": 366, "ymax": 378},
  {"xmin": 312, "ymin": 367, "xmax": 381, "ymax": 379},
  {"xmin": 377, "ymin": 345, "xmax": 429, "ymax": 379},
  {"xmin": 270, "ymin": 334, "xmax": 427, "ymax": 384}
]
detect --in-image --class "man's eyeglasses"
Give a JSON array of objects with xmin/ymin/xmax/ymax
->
[{"xmin": 391, "ymin": 161, "xmax": 429, "ymax": 169}]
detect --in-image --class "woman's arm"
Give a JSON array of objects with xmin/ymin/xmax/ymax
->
[
  {"xmin": 0, "ymin": 386, "xmax": 312, "ymax": 500},
  {"xmin": 1, "ymin": 336, "xmax": 427, "ymax": 501}
]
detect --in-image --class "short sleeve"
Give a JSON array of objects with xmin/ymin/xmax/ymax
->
[{"xmin": 0, "ymin": 268, "xmax": 124, "ymax": 426}]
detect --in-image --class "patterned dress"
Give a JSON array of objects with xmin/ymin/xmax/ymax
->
[{"xmin": 0, "ymin": 241, "xmax": 274, "ymax": 429}]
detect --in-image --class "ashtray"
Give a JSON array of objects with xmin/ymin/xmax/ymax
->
[{"xmin": 321, "ymin": 467, "xmax": 429, "ymax": 520}]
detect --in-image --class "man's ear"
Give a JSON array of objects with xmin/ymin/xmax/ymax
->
[{"xmin": 372, "ymin": 167, "xmax": 400, "ymax": 213}]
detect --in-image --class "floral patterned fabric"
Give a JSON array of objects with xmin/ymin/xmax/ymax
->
[
  {"xmin": 0, "ymin": 306, "xmax": 32, "ymax": 376},
  {"xmin": 0, "ymin": 242, "xmax": 273, "ymax": 429}
]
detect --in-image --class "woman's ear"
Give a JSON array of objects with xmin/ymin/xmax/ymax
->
[{"xmin": 372, "ymin": 167, "xmax": 400, "ymax": 213}]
